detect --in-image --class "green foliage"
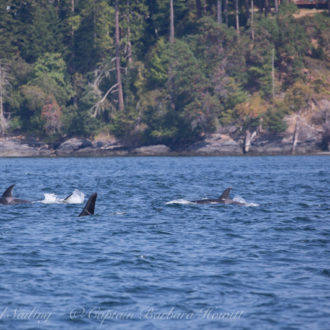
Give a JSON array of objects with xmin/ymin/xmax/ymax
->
[
  {"xmin": 0, "ymin": 0, "xmax": 328, "ymax": 144},
  {"xmin": 13, "ymin": 0, "xmax": 63, "ymax": 63},
  {"xmin": 284, "ymin": 81, "xmax": 313, "ymax": 112},
  {"xmin": 74, "ymin": 0, "xmax": 114, "ymax": 73},
  {"xmin": 0, "ymin": 1, "xmax": 18, "ymax": 58},
  {"xmin": 262, "ymin": 107, "xmax": 288, "ymax": 133},
  {"xmin": 146, "ymin": 38, "xmax": 169, "ymax": 88},
  {"xmin": 31, "ymin": 53, "xmax": 73, "ymax": 105}
]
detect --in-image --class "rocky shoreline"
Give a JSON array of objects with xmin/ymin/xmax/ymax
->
[
  {"xmin": 0, "ymin": 105, "xmax": 329, "ymax": 157},
  {"xmin": 0, "ymin": 132, "xmax": 328, "ymax": 157}
]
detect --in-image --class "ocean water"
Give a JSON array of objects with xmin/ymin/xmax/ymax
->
[{"xmin": 0, "ymin": 156, "xmax": 329, "ymax": 329}]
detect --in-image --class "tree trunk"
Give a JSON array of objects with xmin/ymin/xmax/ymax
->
[
  {"xmin": 196, "ymin": 0, "xmax": 202, "ymax": 18},
  {"xmin": 244, "ymin": 0, "xmax": 250, "ymax": 21},
  {"xmin": 70, "ymin": 0, "xmax": 75, "ymax": 73},
  {"xmin": 264, "ymin": 0, "xmax": 270, "ymax": 17},
  {"xmin": 235, "ymin": 0, "xmax": 240, "ymax": 37},
  {"xmin": 274, "ymin": 0, "xmax": 279, "ymax": 15},
  {"xmin": 272, "ymin": 48, "xmax": 275, "ymax": 98},
  {"xmin": 127, "ymin": 25, "xmax": 132, "ymax": 67},
  {"xmin": 292, "ymin": 110, "xmax": 301, "ymax": 154},
  {"xmin": 217, "ymin": 0, "xmax": 222, "ymax": 24},
  {"xmin": 251, "ymin": 0, "xmax": 255, "ymax": 40},
  {"xmin": 115, "ymin": 0, "xmax": 124, "ymax": 111},
  {"xmin": 93, "ymin": 0, "xmax": 96, "ymax": 48},
  {"xmin": 0, "ymin": 83, "xmax": 5, "ymax": 135},
  {"xmin": 202, "ymin": 0, "xmax": 207, "ymax": 16},
  {"xmin": 170, "ymin": 0, "xmax": 175, "ymax": 44},
  {"xmin": 224, "ymin": 0, "xmax": 228, "ymax": 26},
  {"xmin": 169, "ymin": 0, "xmax": 175, "ymax": 111},
  {"xmin": 0, "ymin": 63, "xmax": 8, "ymax": 136},
  {"xmin": 126, "ymin": 1, "xmax": 132, "ymax": 67},
  {"xmin": 244, "ymin": 130, "xmax": 257, "ymax": 153}
]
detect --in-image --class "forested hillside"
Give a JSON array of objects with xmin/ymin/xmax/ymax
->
[{"xmin": 0, "ymin": 0, "xmax": 329, "ymax": 148}]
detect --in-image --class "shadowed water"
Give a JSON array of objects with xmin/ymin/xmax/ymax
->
[{"xmin": 0, "ymin": 156, "xmax": 329, "ymax": 329}]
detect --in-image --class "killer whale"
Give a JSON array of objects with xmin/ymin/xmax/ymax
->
[
  {"xmin": 0, "ymin": 184, "xmax": 31, "ymax": 205},
  {"xmin": 191, "ymin": 187, "xmax": 245, "ymax": 205},
  {"xmin": 79, "ymin": 193, "xmax": 97, "ymax": 216}
]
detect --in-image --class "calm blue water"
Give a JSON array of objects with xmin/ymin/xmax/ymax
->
[{"xmin": 0, "ymin": 156, "xmax": 329, "ymax": 329}]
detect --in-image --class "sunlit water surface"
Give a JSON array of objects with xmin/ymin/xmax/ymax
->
[{"xmin": 0, "ymin": 156, "xmax": 329, "ymax": 329}]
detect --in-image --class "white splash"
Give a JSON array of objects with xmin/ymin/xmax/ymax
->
[
  {"xmin": 233, "ymin": 195, "xmax": 259, "ymax": 207},
  {"xmin": 63, "ymin": 189, "xmax": 85, "ymax": 204},
  {"xmin": 41, "ymin": 193, "xmax": 59, "ymax": 204},
  {"xmin": 40, "ymin": 189, "xmax": 85, "ymax": 204},
  {"xmin": 166, "ymin": 199, "xmax": 194, "ymax": 205}
]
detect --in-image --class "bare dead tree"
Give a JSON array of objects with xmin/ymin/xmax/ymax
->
[
  {"xmin": 224, "ymin": 0, "xmax": 228, "ymax": 26},
  {"xmin": 70, "ymin": 0, "xmax": 75, "ymax": 72},
  {"xmin": 264, "ymin": 0, "xmax": 270, "ymax": 17},
  {"xmin": 169, "ymin": 0, "xmax": 175, "ymax": 111},
  {"xmin": 274, "ymin": 0, "xmax": 279, "ymax": 15},
  {"xmin": 202, "ymin": 0, "xmax": 207, "ymax": 16},
  {"xmin": 217, "ymin": 0, "xmax": 222, "ymax": 24},
  {"xmin": 90, "ymin": 83, "xmax": 118, "ymax": 118},
  {"xmin": 90, "ymin": 59, "xmax": 118, "ymax": 117},
  {"xmin": 292, "ymin": 110, "xmax": 301, "ymax": 154},
  {"xmin": 244, "ymin": 129, "xmax": 257, "ymax": 153},
  {"xmin": 272, "ymin": 48, "xmax": 275, "ymax": 99},
  {"xmin": 244, "ymin": 0, "xmax": 250, "ymax": 21},
  {"xmin": 196, "ymin": 0, "xmax": 202, "ymax": 18},
  {"xmin": 170, "ymin": 0, "xmax": 175, "ymax": 44},
  {"xmin": 127, "ymin": 23, "xmax": 132, "ymax": 67},
  {"xmin": 235, "ymin": 0, "xmax": 240, "ymax": 37},
  {"xmin": 251, "ymin": 0, "xmax": 255, "ymax": 40},
  {"xmin": 115, "ymin": 0, "xmax": 124, "ymax": 111},
  {"xmin": 251, "ymin": 0, "xmax": 254, "ymax": 40},
  {"xmin": 0, "ymin": 61, "xmax": 10, "ymax": 135}
]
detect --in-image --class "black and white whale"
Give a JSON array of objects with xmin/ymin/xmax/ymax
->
[
  {"xmin": 79, "ymin": 193, "xmax": 97, "ymax": 216},
  {"xmin": 0, "ymin": 184, "xmax": 31, "ymax": 205},
  {"xmin": 191, "ymin": 187, "xmax": 245, "ymax": 205}
]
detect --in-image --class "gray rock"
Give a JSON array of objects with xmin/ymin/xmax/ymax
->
[
  {"xmin": 0, "ymin": 139, "xmax": 54, "ymax": 157},
  {"xmin": 93, "ymin": 140, "xmax": 126, "ymax": 151},
  {"xmin": 56, "ymin": 138, "xmax": 93, "ymax": 156},
  {"xmin": 133, "ymin": 145, "xmax": 171, "ymax": 156},
  {"xmin": 248, "ymin": 140, "xmax": 292, "ymax": 154},
  {"xmin": 187, "ymin": 134, "xmax": 243, "ymax": 155}
]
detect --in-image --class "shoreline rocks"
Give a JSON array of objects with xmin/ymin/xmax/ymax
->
[
  {"xmin": 186, "ymin": 134, "xmax": 243, "ymax": 155},
  {"xmin": 1, "ymin": 106, "xmax": 329, "ymax": 158},
  {"xmin": 1, "ymin": 97, "xmax": 328, "ymax": 157},
  {"xmin": 0, "ymin": 138, "xmax": 54, "ymax": 157},
  {"xmin": 0, "ymin": 132, "xmax": 328, "ymax": 157}
]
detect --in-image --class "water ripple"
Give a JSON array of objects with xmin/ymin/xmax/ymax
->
[{"xmin": 0, "ymin": 156, "xmax": 329, "ymax": 329}]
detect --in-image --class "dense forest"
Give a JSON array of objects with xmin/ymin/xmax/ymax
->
[{"xmin": 0, "ymin": 0, "xmax": 329, "ymax": 147}]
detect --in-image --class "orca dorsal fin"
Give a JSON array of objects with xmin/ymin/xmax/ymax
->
[
  {"xmin": 79, "ymin": 193, "xmax": 97, "ymax": 217},
  {"xmin": 219, "ymin": 187, "xmax": 232, "ymax": 201},
  {"xmin": 2, "ymin": 184, "xmax": 15, "ymax": 198}
]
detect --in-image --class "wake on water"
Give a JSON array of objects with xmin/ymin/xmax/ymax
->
[
  {"xmin": 166, "ymin": 196, "xmax": 259, "ymax": 207},
  {"xmin": 40, "ymin": 189, "xmax": 85, "ymax": 204},
  {"xmin": 39, "ymin": 190, "xmax": 258, "ymax": 207},
  {"xmin": 165, "ymin": 199, "xmax": 195, "ymax": 205},
  {"xmin": 233, "ymin": 195, "xmax": 259, "ymax": 207}
]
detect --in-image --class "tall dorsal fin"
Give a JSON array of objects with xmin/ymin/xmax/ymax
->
[
  {"xmin": 2, "ymin": 184, "xmax": 15, "ymax": 198},
  {"xmin": 79, "ymin": 193, "xmax": 97, "ymax": 217},
  {"xmin": 219, "ymin": 187, "xmax": 232, "ymax": 201}
]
